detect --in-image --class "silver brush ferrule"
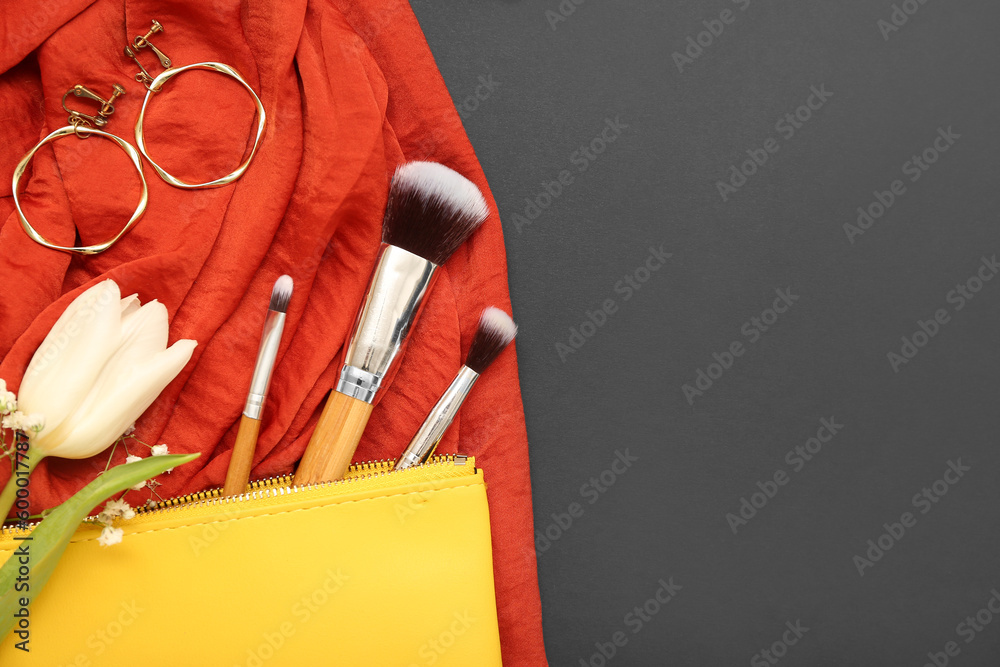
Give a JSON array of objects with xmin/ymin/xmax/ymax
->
[
  {"xmin": 336, "ymin": 244, "xmax": 438, "ymax": 404},
  {"xmin": 243, "ymin": 310, "xmax": 286, "ymax": 420},
  {"xmin": 396, "ymin": 365, "xmax": 479, "ymax": 469}
]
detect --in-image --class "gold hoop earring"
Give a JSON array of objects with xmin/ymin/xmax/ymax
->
[
  {"xmin": 12, "ymin": 84, "xmax": 149, "ymax": 256},
  {"xmin": 125, "ymin": 20, "xmax": 266, "ymax": 190}
]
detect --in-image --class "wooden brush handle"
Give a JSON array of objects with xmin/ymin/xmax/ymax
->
[
  {"xmin": 224, "ymin": 414, "xmax": 261, "ymax": 497},
  {"xmin": 294, "ymin": 390, "xmax": 374, "ymax": 485}
]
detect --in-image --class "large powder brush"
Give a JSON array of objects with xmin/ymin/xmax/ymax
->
[{"xmin": 294, "ymin": 162, "xmax": 489, "ymax": 485}]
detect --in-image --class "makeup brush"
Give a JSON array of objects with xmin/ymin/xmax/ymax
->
[
  {"xmin": 294, "ymin": 161, "xmax": 489, "ymax": 485},
  {"xmin": 396, "ymin": 307, "xmax": 517, "ymax": 470},
  {"xmin": 224, "ymin": 275, "xmax": 293, "ymax": 496}
]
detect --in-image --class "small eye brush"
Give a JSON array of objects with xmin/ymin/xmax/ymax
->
[
  {"xmin": 396, "ymin": 307, "xmax": 517, "ymax": 470},
  {"xmin": 224, "ymin": 275, "xmax": 293, "ymax": 496}
]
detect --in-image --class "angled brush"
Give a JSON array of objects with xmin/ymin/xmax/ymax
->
[{"xmin": 294, "ymin": 162, "xmax": 489, "ymax": 485}]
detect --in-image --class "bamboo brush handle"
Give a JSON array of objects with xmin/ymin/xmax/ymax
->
[
  {"xmin": 294, "ymin": 390, "xmax": 374, "ymax": 485},
  {"xmin": 224, "ymin": 415, "xmax": 261, "ymax": 496}
]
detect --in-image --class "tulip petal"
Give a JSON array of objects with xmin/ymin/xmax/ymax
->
[
  {"xmin": 18, "ymin": 281, "xmax": 122, "ymax": 439},
  {"xmin": 120, "ymin": 294, "xmax": 141, "ymax": 319},
  {"xmin": 33, "ymin": 339, "xmax": 197, "ymax": 459},
  {"xmin": 117, "ymin": 300, "xmax": 169, "ymax": 362}
]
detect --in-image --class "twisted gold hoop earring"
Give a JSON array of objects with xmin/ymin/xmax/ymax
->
[
  {"xmin": 12, "ymin": 84, "xmax": 149, "ymax": 255},
  {"xmin": 125, "ymin": 20, "xmax": 266, "ymax": 190}
]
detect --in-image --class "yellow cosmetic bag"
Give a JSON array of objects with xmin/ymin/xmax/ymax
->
[{"xmin": 0, "ymin": 455, "xmax": 503, "ymax": 666}]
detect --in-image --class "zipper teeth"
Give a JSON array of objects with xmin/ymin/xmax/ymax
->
[
  {"xmin": 132, "ymin": 454, "xmax": 466, "ymax": 519},
  {"xmin": 0, "ymin": 454, "xmax": 469, "ymax": 536}
]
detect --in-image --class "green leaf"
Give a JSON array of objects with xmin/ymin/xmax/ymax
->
[{"xmin": 0, "ymin": 453, "xmax": 199, "ymax": 641}]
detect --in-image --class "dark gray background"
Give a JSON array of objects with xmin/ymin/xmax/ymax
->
[{"xmin": 410, "ymin": 1, "xmax": 1000, "ymax": 665}]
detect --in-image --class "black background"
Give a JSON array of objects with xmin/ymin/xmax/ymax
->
[{"xmin": 410, "ymin": 1, "xmax": 1000, "ymax": 665}]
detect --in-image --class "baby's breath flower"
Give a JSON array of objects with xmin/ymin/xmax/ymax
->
[
  {"xmin": 0, "ymin": 391, "xmax": 18, "ymax": 414},
  {"xmin": 150, "ymin": 444, "xmax": 174, "ymax": 472},
  {"xmin": 98, "ymin": 498, "xmax": 136, "ymax": 525},
  {"xmin": 123, "ymin": 422, "xmax": 136, "ymax": 437},
  {"xmin": 97, "ymin": 526, "xmax": 123, "ymax": 547},
  {"xmin": 1, "ymin": 412, "xmax": 24, "ymax": 431},
  {"xmin": 21, "ymin": 413, "xmax": 44, "ymax": 433},
  {"xmin": 102, "ymin": 498, "xmax": 131, "ymax": 519},
  {"xmin": 125, "ymin": 454, "xmax": 146, "ymax": 489}
]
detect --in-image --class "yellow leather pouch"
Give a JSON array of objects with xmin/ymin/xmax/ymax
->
[{"xmin": 0, "ymin": 455, "xmax": 503, "ymax": 666}]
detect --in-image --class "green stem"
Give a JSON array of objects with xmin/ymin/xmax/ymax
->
[{"xmin": 0, "ymin": 443, "xmax": 44, "ymax": 523}]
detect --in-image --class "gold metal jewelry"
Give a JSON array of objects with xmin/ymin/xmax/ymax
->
[
  {"xmin": 12, "ymin": 84, "xmax": 149, "ymax": 255},
  {"xmin": 126, "ymin": 20, "xmax": 266, "ymax": 190}
]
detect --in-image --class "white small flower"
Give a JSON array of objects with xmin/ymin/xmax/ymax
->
[
  {"xmin": 125, "ymin": 454, "xmax": 145, "ymax": 488},
  {"xmin": 145, "ymin": 499, "xmax": 158, "ymax": 508},
  {"xmin": 123, "ymin": 423, "xmax": 136, "ymax": 437},
  {"xmin": 21, "ymin": 413, "xmax": 45, "ymax": 433},
  {"xmin": 2, "ymin": 412, "xmax": 24, "ymax": 431},
  {"xmin": 102, "ymin": 498, "xmax": 131, "ymax": 519},
  {"xmin": 121, "ymin": 507, "xmax": 136, "ymax": 520},
  {"xmin": 0, "ymin": 379, "xmax": 6, "ymax": 394},
  {"xmin": 151, "ymin": 445, "xmax": 173, "ymax": 473},
  {"xmin": 97, "ymin": 525, "xmax": 123, "ymax": 547},
  {"xmin": 0, "ymin": 391, "xmax": 17, "ymax": 414}
]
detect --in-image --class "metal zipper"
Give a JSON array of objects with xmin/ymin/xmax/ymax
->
[{"xmin": 0, "ymin": 454, "xmax": 471, "ymax": 536}]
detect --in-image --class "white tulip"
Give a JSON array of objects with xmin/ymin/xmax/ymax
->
[{"xmin": 17, "ymin": 280, "xmax": 197, "ymax": 460}]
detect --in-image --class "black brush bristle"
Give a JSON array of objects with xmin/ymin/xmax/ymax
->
[
  {"xmin": 269, "ymin": 275, "xmax": 293, "ymax": 313},
  {"xmin": 382, "ymin": 162, "xmax": 490, "ymax": 265},
  {"xmin": 465, "ymin": 307, "xmax": 517, "ymax": 373}
]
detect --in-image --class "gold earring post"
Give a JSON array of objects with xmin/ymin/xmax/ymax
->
[{"xmin": 132, "ymin": 20, "xmax": 171, "ymax": 69}]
